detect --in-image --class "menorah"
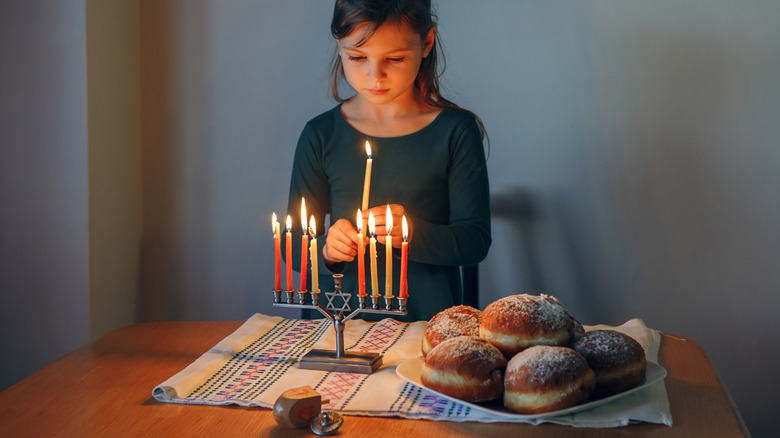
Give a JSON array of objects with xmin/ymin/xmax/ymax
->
[{"xmin": 273, "ymin": 274, "xmax": 408, "ymax": 374}]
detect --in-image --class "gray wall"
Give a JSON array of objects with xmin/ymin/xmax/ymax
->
[
  {"xmin": 1, "ymin": 1, "xmax": 778, "ymax": 436},
  {"xmin": 0, "ymin": 0, "xmax": 90, "ymax": 389}
]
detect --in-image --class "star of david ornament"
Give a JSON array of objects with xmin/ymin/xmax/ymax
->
[{"xmin": 324, "ymin": 291, "xmax": 352, "ymax": 314}]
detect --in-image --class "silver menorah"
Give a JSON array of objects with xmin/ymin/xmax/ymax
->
[{"xmin": 273, "ymin": 274, "xmax": 408, "ymax": 374}]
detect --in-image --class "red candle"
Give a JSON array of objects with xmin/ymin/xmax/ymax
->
[
  {"xmin": 285, "ymin": 215, "xmax": 293, "ymax": 292},
  {"xmin": 299, "ymin": 198, "xmax": 308, "ymax": 292},
  {"xmin": 357, "ymin": 209, "xmax": 366, "ymax": 296},
  {"xmin": 273, "ymin": 213, "xmax": 281, "ymax": 291},
  {"xmin": 399, "ymin": 215, "xmax": 409, "ymax": 298}
]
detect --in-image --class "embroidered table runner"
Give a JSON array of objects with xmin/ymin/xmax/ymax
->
[{"xmin": 153, "ymin": 314, "xmax": 672, "ymax": 427}]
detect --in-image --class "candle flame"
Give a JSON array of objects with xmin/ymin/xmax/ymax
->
[
  {"xmin": 368, "ymin": 211, "xmax": 375, "ymax": 237},
  {"xmin": 272, "ymin": 212, "xmax": 277, "ymax": 232},
  {"xmin": 402, "ymin": 215, "xmax": 408, "ymax": 241},
  {"xmin": 286, "ymin": 215, "xmax": 292, "ymax": 232},
  {"xmin": 300, "ymin": 198, "xmax": 307, "ymax": 233},
  {"xmin": 357, "ymin": 209, "xmax": 363, "ymax": 234},
  {"xmin": 365, "ymin": 141, "xmax": 372, "ymax": 159},
  {"xmin": 386, "ymin": 205, "xmax": 393, "ymax": 235},
  {"xmin": 309, "ymin": 215, "xmax": 316, "ymax": 238}
]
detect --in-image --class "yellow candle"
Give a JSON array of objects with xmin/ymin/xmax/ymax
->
[
  {"xmin": 399, "ymin": 216, "xmax": 409, "ymax": 299},
  {"xmin": 369, "ymin": 212, "xmax": 379, "ymax": 297},
  {"xmin": 309, "ymin": 216, "xmax": 319, "ymax": 293},
  {"xmin": 273, "ymin": 213, "xmax": 281, "ymax": 291},
  {"xmin": 385, "ymin": 205, "xmax": 393, "ymax": 298},
  {"xmin": 299, "ymin": 198, "xmax": 308, "ymax": 292},
  {"xmin": 357, "ymin": 209, "xmax": 366, "ymax": 296},
  {"xmin": 362, "ymin": 141, "xmax": 372, "ymax": 211}
]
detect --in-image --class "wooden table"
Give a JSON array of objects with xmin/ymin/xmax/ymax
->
[{"xmin": 0, "ymin": 321, "xmax": 749, "ymax": 437}]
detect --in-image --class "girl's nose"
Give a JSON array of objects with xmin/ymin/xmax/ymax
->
[{"xmin": 367, "ymin": 60, "xmax": 386, "ymax": 80}]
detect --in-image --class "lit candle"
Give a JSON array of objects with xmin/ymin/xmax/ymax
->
[
  {"xmin": 368, "ymin": 212, "xmax": 379, "ymax": 297},
  {"xmin": 362, "ymin": 141, "xmax": 372, "ymax": 211},
  {"xmin": 285, "ymin": 215, "xmax": 293, "ymax": 292},
  {"xmin": 399, "ymin": 215, "xmax": 409, "ymax": 299},
  {"xmin": 385, "ymin": 205, "xmax": 393, "ymax": 298},
  {"xmin": 299, "ymin": 198, "xmax": 308, "ymax": 292},
  {"xmin": 357, "ymin": 209, "xmax": 366, "ymax": 296},
  {"xmin": 273, "ymin": 213, "xmax": 281, "ymax": 291},
  {"xmin": 309, "ymin": 216, "xmax": 319, "ymax": 293}
]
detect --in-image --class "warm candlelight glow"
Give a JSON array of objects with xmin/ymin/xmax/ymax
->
[
  {"xmin": 362, "ymin": 141, "xmax": 373, "ymax": 212},
  {"xmin": 300, "ymin": 198, "xmax": 307, "ymax": 234},
  {"xmin": 369, "ymin": 211, "xmax": 379, "ymax": 297},
  {"xmin": 386, "ymin": 205, "xmax": 393, "ymax": 234},
  {"xmin": 400, "ymin": 215, "xmax": 409, "ymax": 298},
  {"xmin": 357, "ymin": 209, "xmax": 366, "ymax": 296},
  {"xmin": 385, "ymin": 205, "xmax": 393, "ymax": 298}
]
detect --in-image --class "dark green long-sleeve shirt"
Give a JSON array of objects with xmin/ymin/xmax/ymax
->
[{"xmin": 285, "ymin": 105, "xmax": 490, "ymax": 321}]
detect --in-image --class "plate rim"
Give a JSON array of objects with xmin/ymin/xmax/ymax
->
[{"xmin": 395, "ymin": 355, "xmax": 667, "ymax": 419}]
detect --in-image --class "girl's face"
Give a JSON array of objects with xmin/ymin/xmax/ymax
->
[{"xmin": 338, "ymin": 21, "xmax": 434, "ymax": 107}]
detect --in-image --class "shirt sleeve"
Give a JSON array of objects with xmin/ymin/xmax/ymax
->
[{"xmin": 407, "ymin": 113, "xmax": 491, "ymax": 267}]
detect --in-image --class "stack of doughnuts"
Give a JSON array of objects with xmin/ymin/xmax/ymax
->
[{"xmin": 420, "ymin": 294, "xmax": 647, "ymax": 413}]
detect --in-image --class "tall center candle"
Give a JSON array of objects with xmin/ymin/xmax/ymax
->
[
  {"xmin": 385, "ymin": 205, "xmax": 393, "ymax": 298},
  {"xmin": 357, "ymin": 209, "xmax": 366, "ymax": 296},
  {"xmin": 399, "ymin": 215, "xmax": 409, "ymax": 299},
  {"xmin": 309, "ymin": 216, "xmax": 319, "ymax": 293},
  {"xmin": 285, "ymin": 215, "xmax": 293, "ymax": 292},
  {"xmin": 368, "ymin": 212, "xmax": 379, "ymax": 297},
  {"xmin": 273, "ymin": 213, "xmax": 281, "ymax": 291},
  {"xmin": 362, "ymin": 141, "xmax": 372, "ymax": 211},
  {"xmin": 299, "ymin": 198, "xmax": 308, "ymax": 292}
]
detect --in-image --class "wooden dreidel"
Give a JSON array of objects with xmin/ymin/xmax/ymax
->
[{"xmin": 272, "ymin": 386, "xmax": 327, "ymax": 429}]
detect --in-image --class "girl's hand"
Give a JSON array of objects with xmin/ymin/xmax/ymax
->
[
  {"xmin": 365, "ymin": 204, "xmax": 412, "ymax": 248},
  {"xmin": 322, "ymin": 218, "xmax": 359, "ymax": 265}
]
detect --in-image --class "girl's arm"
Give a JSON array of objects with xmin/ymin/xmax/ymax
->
[{"xmin": 405, "ymin": 114, "xmax": 492, "ymax": 267}]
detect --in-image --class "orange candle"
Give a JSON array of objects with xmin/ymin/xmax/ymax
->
[
  {"xmin": 273, "ymin": 213, "xmax": 281, "ymax": 291},
  {"xmin": 309, "ymin": 216, "xmax": 319, "ymax": 293},
  {"xmin": 368, "ymin": 212, "xmax": 379, "ymax": 297},
  {"xmin": 399, "ymin": 216, "xmax": 409, "ymax": 299},
  {"xmin": 285, "ymin": 215, "xmax": 293, "ymax": 292},
  {"xmin": 299, "ymin": 198, "xmax": 308, "ymax": 292},
  {"xmin": 362, "ymin": 141, "xmax": 372, "ymax": 211},
  {"xmin": 384, "ymin": 205, "xmax": 393, "ymax": 298},
  {"xmin": 357, "ymin": 209, "xmax": 366, "ymax": 296}
]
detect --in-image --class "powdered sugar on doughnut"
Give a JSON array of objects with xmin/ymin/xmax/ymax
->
[
  {"xmin": 428, "ymin": 311, "xmax": 480, "ymax": 338},
  {"xmin": 506, "ymin": 345, "xmax": 589, "ymax": 387},
  {"xmin": 501, "ymin": 294, "xmax": 569, "ymax": 329},
  {"xmin": 430, "ymin": 336, "xmax": 504, "ymax": 365}
]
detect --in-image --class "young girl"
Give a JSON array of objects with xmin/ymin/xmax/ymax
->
[{"xmin": 285, "ymin": 0, "xmax": 490, "ymax": 321}]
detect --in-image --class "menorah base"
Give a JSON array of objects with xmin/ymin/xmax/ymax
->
[{"xmin": 298, "ymin": 349, "xmax": 383, "ymax": 374}]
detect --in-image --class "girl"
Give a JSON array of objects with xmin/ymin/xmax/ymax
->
[{"xmin": 285, "ymin": 0, "xmax": 490, "ymax": 321}]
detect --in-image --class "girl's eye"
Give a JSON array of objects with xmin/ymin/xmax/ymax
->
[
  {"xmin": 387, "ymin": 57, "xmax": 404, "ymax": 63},
  {"xmin": 347, "ymin": 55, "xmax": 365, "ymax": 62}
]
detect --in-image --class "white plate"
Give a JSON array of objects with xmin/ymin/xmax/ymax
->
[{"xmin": 396, "ymin": 356, "xmax": 667, "ymax": 419}]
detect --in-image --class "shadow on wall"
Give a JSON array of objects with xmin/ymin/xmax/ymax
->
[
  {"xmin": 140, "ymin": 1, "xmax": 214, "ymax": 322},
  {"xmin": 489, "ymin": 187, "xmax": 545, "ymax": 294}
]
